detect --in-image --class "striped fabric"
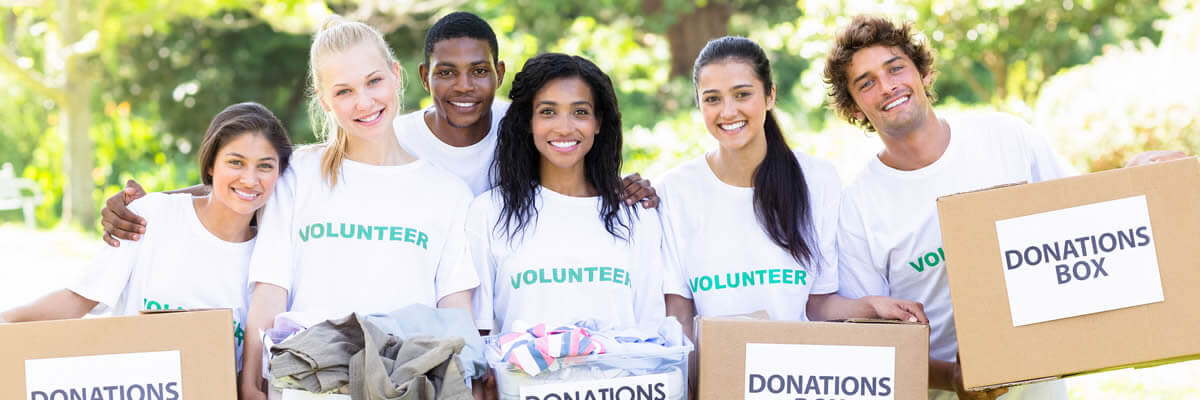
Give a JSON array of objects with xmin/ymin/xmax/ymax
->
[{"xmin": 497, "ymin": 324, "xmax": 606, "ymax": 376}]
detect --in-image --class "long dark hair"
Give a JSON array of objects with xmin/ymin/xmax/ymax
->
[
  {"xmin": 493, "ymin": 53, "xmax": 632, "ymax": 241},
  {"xmin": 693, "ymin": 36, "xmax": 815, "ymax": 266}
]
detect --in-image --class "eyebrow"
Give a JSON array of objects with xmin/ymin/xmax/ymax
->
[
  {"xmin": 535, "ymin": 100, "xmax": 594, "ymax": 107},
  {"xmin": 224, "ymin": 152, "xmax": 277, "ymax": 161},
  {"xmin": 853, "ymin": 56, "xmax": 903, "ymax": 85},
  {"xmin": 331, "ymin": 70, "xmax": 382, "ymax": 87},
  {"xmin": 436, "ymin": 60, "xmax": 490, "ymax": 67},
  {"xmin": 700, "ymin": 84, "xmax": 754, "ymax": 95}
]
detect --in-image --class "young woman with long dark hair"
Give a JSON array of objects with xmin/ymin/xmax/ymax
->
[
  {"xmin": 659, "ymin": 36, "xmax": 927, "ymax": 333},
  {"xmin": 467, "ymin": 53, "xmax": 665, "ymax": 334}
]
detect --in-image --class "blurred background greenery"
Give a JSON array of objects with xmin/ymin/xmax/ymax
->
[{"xmin": 0, "ymin": 0, "xmax": 1197, "ymax": 231}]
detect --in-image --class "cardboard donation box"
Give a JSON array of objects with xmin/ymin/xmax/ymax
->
[
  {"xmin": 0, "ymin": 309, "xmax": 236, "ymax": 399},
  {"xmin": 937, "ymin": 157, "xmax": 1200, "ymax": 390},
  {"xmin": 696, "ymin": 317, "xmax": 929, "ymax": 400}
]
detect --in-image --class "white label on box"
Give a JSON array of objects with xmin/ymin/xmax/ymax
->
[
  {"xmin": 995, "ymin": 195, "xmax": 1165, "ymax": 326},
  {"xmin": 25, "ymin": 350, "xmax": 183, "ymax": 400},
  {"xmin": 519, "ymin": 372, "xmax": 671, "ymax": 400},
  {"xmin": 281, "ymin": 389, "xmax": 351, "ymax": 400},
  {"xmin": 744, "ymin": 343, "xmax": 896, "ymax": 400}
]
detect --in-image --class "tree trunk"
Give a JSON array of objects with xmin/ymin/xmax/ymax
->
[
  {"xmin": 58, "ymin": 0, "xmax": 95, "ymax": 227},
  {"xmin": 661, "ymin": 1, "xmax": 732, "ymax": 78},
  {"xmin": 60, "ymin": 62, "xmax": 94, "ymax": 227}
]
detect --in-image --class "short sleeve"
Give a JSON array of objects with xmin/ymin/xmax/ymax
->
[
  {"xmin": 656, "ymin": 190, "xmax": 692, "ymax": 299},
  {"xmin": 835, "ymin": 191, "xmax": 890, "ymax": 298},
  {"xmin": 68, "ymin": 193, "xmax": 169, "ymax": 312},
  {"xmin": 434, "ymin": 190, "xmax": 481, "ymax": 303},
  {"xmin": 465, "ymin": 194, "xmax": 498, "ymax": 331},
  {"xmin": 1019, "ymin": 120, "xmax": 1078, "ymax": 182},
  {"xmin": 632, "ymin": 209, "xmax": 668, "ymax": 327},
  {"xmin": 805, "ymin": 157, "xmax": 842, "ymax": 295},
  {"xmin": 247, "ymin": 167, "xmax": 298, "ymax": 293}
]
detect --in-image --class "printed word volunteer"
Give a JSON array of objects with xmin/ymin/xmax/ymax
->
[{"xmin": 298, "ymin": 221, "xmax": 431, "ymax": 249}]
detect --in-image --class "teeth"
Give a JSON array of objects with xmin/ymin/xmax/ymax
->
[
  {"xmin": 357, "ymin": 110, "xmax": 382, "ymax": 122},
  {"xmin": 719, "ymin": 121, "xmax": 746, "ymax": 130},
  {"xmin": 233, "ymin": 188, "xmax": 259, "ymax": 199},
  {"xmin": 884, "ymin": 96, "xmax": 908, "ymax": 111},
  {"xmin": 550, "ymin": 141, "xmax": 579, "ymax": 148},
  {"xmin": 450, "ymin": 101, "xmax": 476, "ymax": 108}
]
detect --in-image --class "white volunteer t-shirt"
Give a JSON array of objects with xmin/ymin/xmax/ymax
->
[
  {"xmin": 394, "ymin": 101, "xmax": 510, "ymax": 196},
  {"xmin": 468, "ymin": 187, "xmax": 667, "ymax": 333},
  {"xmin": 836, "ymin": 112, "xmax": 1073, "ymax": 399},
  {"xmin": 71, "ymin": 192, "xmax": 253, "ymax": 369},
  {"xmin": 658, "ymin": 151, "xmax": 842, "ymax": 321},
  {"xmin": 248, "ymin": 147, "xmax": 479, "ymax": 323}
]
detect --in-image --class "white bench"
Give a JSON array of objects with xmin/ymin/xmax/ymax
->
[{"xmin": 0, "ymin": 163, "xmax": 43, "ymax": 228}]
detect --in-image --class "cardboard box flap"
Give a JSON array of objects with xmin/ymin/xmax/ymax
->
[
  {"xmin": 696, "ymin": 318, "xmax": 929, "ymax": 400},
  {"xmin": 139, "ymin": 307, "xmax": 232, "ymax": 315},
  {"xmin": 832, "ymin": 318, "xmax": 926, "ymax": 325},
  {"xmin": 937, "ymin": 181, "xmax": 1027, "ymax": 200},
  {"xmin": 970, "ymin": 376, "xmax": 1057, "ymax": 392}
]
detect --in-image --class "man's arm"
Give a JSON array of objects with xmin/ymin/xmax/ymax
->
[{"xmin": 100, "ymin": 179, "xmax": 209, "ymax": 246}]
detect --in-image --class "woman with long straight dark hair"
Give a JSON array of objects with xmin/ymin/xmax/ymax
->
[
  {"xmin": 660, "ymin": 36, "xmax": 926, "ymax": 333},
  {"xmin": 467, "ymin": 52, "xmax": 666, "ymax": 334}
]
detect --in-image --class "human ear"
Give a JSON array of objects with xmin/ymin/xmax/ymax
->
[
  {"xmin": 418, "ymin": 63, "xmax": 431, "ymax": 93},
  {"xmin": 495, "ymin": 60, "xmax": 507, "ymax": 86},
  {"xmin": 766, "ymin": 84, "xmax": 777, "ymax": 110}
]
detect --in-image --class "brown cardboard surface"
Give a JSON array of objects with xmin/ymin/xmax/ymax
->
[
  {"xmin": 937, "ymin": 157, "xmax": 1200, "ymax": 390},
  {"xmin": 0, "ymin": 309, "xmax": 236, "ymax": 399},
  {"xmin": 696, "ymin": 317, "xmax": 929, "ymax": 400}
]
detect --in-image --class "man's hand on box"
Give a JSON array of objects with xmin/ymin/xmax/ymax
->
[{"xmin": 1126, "ymin": 150, "xmax": 1188, "ymax": 168}]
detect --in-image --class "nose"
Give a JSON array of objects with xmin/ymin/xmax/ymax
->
[
  {"xmin": 238, "ymin": 167, "xmax": 259, "ymax": 186},
  {"xmin": 453, "ymin": 72, "xmax": 471, "ymax": 93},
  {"xmin": 719, "ymin": 98, "xmax": 738, "ymax": 119},
  {"xmin": 880, "ymin": 73, "xmax": 899, "ymax": 94},
  {"xmin": 355, "ymin": 91, "xmax": 374, "ymax": 110}
]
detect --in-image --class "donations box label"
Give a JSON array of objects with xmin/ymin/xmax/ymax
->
[
  {"xmin": 520, "ymin": 373, "xmax": 671, "ymax": 400},
  {"xmin": 25, "ymin": 350, "xmax": 183, "ymax": 400},
  {"xmin": 744, "ymin": 343, "xmax": 896, "ymax": 400},
  {"xmin": 996, "ymin": 195, "xmax": 1165, "ymax": 326}
]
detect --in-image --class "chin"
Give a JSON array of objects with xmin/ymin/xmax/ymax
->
[{"xmin": 447, "ymin": 115, "xmax": 484, "ymax": 129}]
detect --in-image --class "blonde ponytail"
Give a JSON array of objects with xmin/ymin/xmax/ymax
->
[{"xmin": 307, "ymin": 15, "xmax": 404, "ymax": 187}]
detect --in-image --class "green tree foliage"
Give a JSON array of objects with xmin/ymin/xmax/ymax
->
[
  {"xmin": 0, "ymin": 0, "xmax": 1186, "ymax": 228},
  {"xmin": 0, "ymin": 0, "xmax": 316, "ymax": 228},
  {"xmin": 1035, "ymin": 4, "xmax": 1199, "ymax": 172}
]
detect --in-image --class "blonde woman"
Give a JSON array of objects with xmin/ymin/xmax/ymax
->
[{"xmin": 239, "ymin": 17, "xmax": 478, "ymax": 399}]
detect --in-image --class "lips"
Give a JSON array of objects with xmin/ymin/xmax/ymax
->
[
  {"xmin": 447, "ymin": 99, "xmax": 481, "ymax": 111},
  {"xmin": 354, "ymin": 108, "xmax": 384, "ymax": 123},
  {"xmin": 548, "ymin": 140, "xmax": 580, "ymax": 152},
  {"xmin": 882, "ymin": 95, "xmax": 910, "ymax": 112},
  {"xmin": 718, "ymin": 121, "xmax": 747, "ymax": 132},
  {"xmin": 232, "ymin": 188, "xmax": 261, "ymax": 201}
]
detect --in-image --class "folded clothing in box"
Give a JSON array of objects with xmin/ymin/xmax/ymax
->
[{"xmin": 485, "ymin": 318, "xmax": 693, "ymax": 400}]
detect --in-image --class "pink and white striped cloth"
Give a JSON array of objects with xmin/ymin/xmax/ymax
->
[{"xmin": 496, "ymin": 324, "xmax": 606, "ymax": 375}]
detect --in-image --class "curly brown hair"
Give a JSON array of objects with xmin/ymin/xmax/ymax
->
[{"xmin": 823, "ymin": 15, "xmax": 936, "ymax": 132}]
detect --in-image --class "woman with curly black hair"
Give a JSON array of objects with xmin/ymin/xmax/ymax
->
[{"xmin": 466, "ymin": 53, "xmax": 666, "ymax": 334}]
